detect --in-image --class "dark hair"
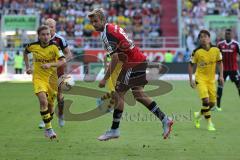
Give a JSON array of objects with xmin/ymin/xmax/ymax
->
[
  {"xmin": 37, "ymin": 25, "xmax": 50, "ymax": 35},
  {"xmin": 225, "ymin": 28, "xmax": 232, "ymax": 33},
  {"xmin": 198, "ymin": 30, "xmax": 210, "ymax": 39}
]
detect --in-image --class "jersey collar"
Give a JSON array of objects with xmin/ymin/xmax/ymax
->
[
  {"xmin": 224, "ymin": 40, "xmax": 233, "ymax": 45},
  {"xmin": 51, "ymin": 33, "xmax": 57, "ymax": 40}
]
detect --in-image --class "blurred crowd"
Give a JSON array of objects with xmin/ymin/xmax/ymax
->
[
  {"xmin": 182, "ymin": 0, "xmax": 240, "ymax": 52},
  {"xmin": 0, "ymin": 0, "xmax": 162, "ymax": 41}
]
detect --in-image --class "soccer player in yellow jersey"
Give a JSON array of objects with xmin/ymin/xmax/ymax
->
[
  {"xmin": 188, "ymin": 30, "xmax": 224, "ymax": 131},
  {"xmin": 24, "ymin": 25, "xmax": 66, "ymax": 139}
]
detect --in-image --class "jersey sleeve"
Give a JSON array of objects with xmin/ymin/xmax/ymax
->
[
  {"xmin": 24, "ymin": 43, "xmax": 31, "ymax": 54},
  {"xmin": 54, "ymin": 45, "xmax": 65, "ymax": 59},
  {"xmin": 236, "ymin": 43, "xmax": 240, "ymax": 55},
  {"xmin": 107, "ymin": 25, "xmax": 134, "ymax": 55},
  {"xmin": 59, "ymin": 36, "xmax": 68, "ymax": 50},
  {"xmin": 105, "ymin": 28, "xmax": 120, "ymax": 55},
  {"xmin": 190, "ymin": 50, "xmax": 197, "ymax": 63},
  {"xmin": 216, "ymin": 48, "xmax": 222, "ymax": 62}
]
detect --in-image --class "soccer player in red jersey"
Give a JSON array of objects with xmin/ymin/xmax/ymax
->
[
  {"xmin": 88, "ymin": 8, "xmax": 173, "ymax": 141},
  {"xmin": 216, "ymin": 29, "xmax": 240, "ymax": 111}
]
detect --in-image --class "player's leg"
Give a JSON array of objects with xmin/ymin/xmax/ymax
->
[
  {"xmin": 97, "ymin": 90, "xmax": 126, "ymax": 141},
  {"xmin": 230, "ymin": 71, "xmax": 240, "ymax": 97},
  {"xmin": 57, "ymin": 88, "xmax": 65, "ymax": 127},
  {"xmin": 37, "ymin": 92, "xmax": 56, "ymax": 139},
  {"xmin": 205, "ymin": 82, "xmax": 217, "ymax": 130},
  {"xmin": 201, "ymin": 97, "xmax": 215, "ymax": 131},
  {"xmin": 46, "ymin": 91, "xmax": 57, "ymax": 138},
  {"xmin": 195, "ymin": 81, "xmax": 209, "ymax": 128},
  {"xmin": 131, "ymin": 86, "xmax": 173, "ymax": 139},
  {"xmin": 97, "ymin": 64, "xmax": 125, "ymax": 141},
  {"xmin": 96, "ymin": 63, "xmax": 122, "ymax": 108},
  {"xmin": 217, "ymin": 71, "xmax": 227, "ymax": 109},
  {"xmin": 57, "ymin": 66, "xmax": 65, "ymax": 127}
]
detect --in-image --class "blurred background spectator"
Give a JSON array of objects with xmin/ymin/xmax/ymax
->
[
  {"xmin": 14, "ymin": 50, "xmax": 23, "ymax": 74},
  {"xmin": 181, "ymin": 0, "xmax": 240, "ymax": 52}
]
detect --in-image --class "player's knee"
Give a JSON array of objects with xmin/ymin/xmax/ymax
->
[
  {"xmin": 202, "ymin": 97, "xmax": 209, "ymax": 104},
  {"xmin": 40, "ymin": 99, "xmax": 48, "ymax": 108},
  {"xmin": 202, "ymin": 101, "xmax": 209, "ymax": 107},
  {"xmin": 209, "ymin": 102, "xmax": 215, "ymax": 107},
  {"xmin": 114, "ymin": 92, "xmax": 124, "ymax": 108}
]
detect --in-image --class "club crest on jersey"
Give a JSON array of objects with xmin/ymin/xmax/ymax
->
[{"xmin": 231, "ymin": 45, "xmax": 235, "ymax": 49}]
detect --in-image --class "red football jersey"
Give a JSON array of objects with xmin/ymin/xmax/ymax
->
[
  {"xmin": 51, "ymin": 33, "xmax": 68, "ymax": 77},
  {"xmin": 101, "ymin": 23, "xmax": 146, "ymax": 68},
  {"xmin": 217, "ymin": 40, "xmax": 240, "ymax": 71}
]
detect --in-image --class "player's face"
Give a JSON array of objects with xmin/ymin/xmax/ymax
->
[
  {"xmin": 199, "ymin": 33, "xmax": 211, "ymax": 46},
  {"xmin": 89, "ymin": 16, "xmax": 104, "ymax": 32},
  {"xmin": 225, "ymin": 31, "xmax": 232, "ymax": 41},
  {"xmin": 46, "ymin": 22, "xmax": 56, "ymax": 37},
  {"xmin": 39, "ymin": 29, "xmax": 51, "ymax": 44}
]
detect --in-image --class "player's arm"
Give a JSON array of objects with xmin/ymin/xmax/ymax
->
[
  {"xmin": 42, "ymin": 46, "xmax": 66, "ymax": 69},
  {"xmin": 41, "ymin": 57, "xmax": 66, "ymax": 69},
  {"xmin": 99, "ymin": 53, "xmax": 119, "ymax": 88},
  {"xmin": 217, "ymin": 60, "xmax": 224, "ymax": 86},
  {"xmin": 236, "ymin": 42, "xmax": 240, "ymax": 55},
  {"xmin": 104, "ymin": 54, "xmax": 108, "ymax": 73},
  {"xmin": 188, "ymin": 51, "xmax": 197, "ymax": 88},
  {"xmin": 216, "ymin": 48, "xmax": 224, "ymax": 85},
  {"xmin": 63, "ymin": 47, "xmax": 73, "ymax": 61},
  {"xmin": 60, "ymin": 37, "xmax": 73, "ymax": 61},
  {"xmin": 188, "ymin": 62, "xmax": 196, "ymax": 88},
  {"xmin": 104, "ymin": 53, "xmax": 119, "ymax": 80},
  {"xmin": 23, "ymin": 45, "xmax": 32, "ymax": 74}
]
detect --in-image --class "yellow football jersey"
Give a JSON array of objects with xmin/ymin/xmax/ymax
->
[
  {"xmin": 190, "ymin": 46, "xmax": 222, "ymax": 82},
  {"xmin": 25, "ymin": 41, "xmax": 64, "ymax": 83}
]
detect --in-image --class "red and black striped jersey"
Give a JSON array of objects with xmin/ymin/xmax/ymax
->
[
  {"xmin": 51, "ymin": 33, "xmax": 68, "ymax": 51},
  {"xmin": 101, "ymin": 23, "xmax": 146, "ymax": 68},
  {"xmin": 217, "ymin": 40, "xmax": 240, "ymax": 71},
  {"xmin": 51, "ymin": 33, "xmax": 68, "ymax": 77}
]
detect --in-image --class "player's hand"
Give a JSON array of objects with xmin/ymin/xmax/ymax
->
[
  {"xmin": 219, "ymin": 76, "xmax": 224, "ymax": 86},
  {"xmin": 189, "ymin": 80, "xmax": 196, "ymax": 89},
  {"xmin": 41, "ymin": 63, "xmax": 51, "ymax": 69},
  {"xmin": 26, "ymin": 68, "xmax": 32, "ymax": 74},
  {"xmin": 99, "ymin": 79, "xmax": 106, "ymax": 88}
]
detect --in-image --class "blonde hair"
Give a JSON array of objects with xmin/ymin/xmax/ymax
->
[
  {"xmin": 45, "ymin": 18, "xmax": 56, "ymax": 26},
  {"xmin": 88, "ymin": 8, "xmax": 106, "ymax": 22}
]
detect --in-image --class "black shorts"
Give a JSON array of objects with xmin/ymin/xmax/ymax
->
[
  {"xmin": 115, "ymin": 61, "xmax": 148, "ymax": 92},
  {"xmin": 219, "ymin": 71, "xmax": 240, "ymax": 82}
]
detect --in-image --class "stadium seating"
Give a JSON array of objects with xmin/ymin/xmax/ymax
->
[{"xmin": 181, "ymin": 0, "xmax": 239, "ymax": 52}]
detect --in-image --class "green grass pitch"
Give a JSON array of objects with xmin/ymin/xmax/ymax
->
[{"xmin": 0, "ymin": 81, "xmax": 239, "ymax": 160}]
